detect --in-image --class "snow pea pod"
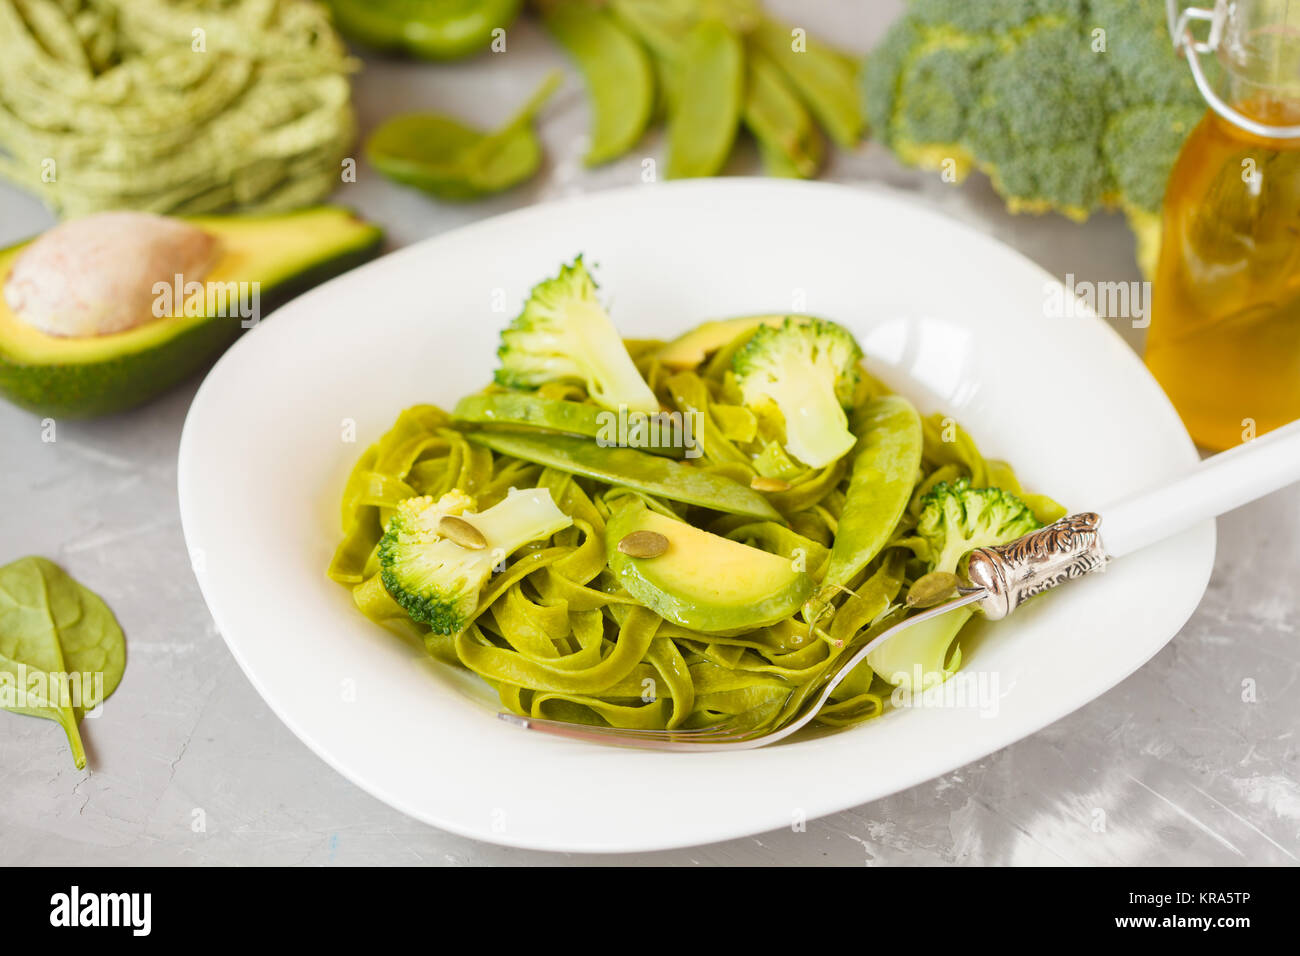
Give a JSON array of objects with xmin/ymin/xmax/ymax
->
[
  {"xmin": 818, "ymin": 394, "xmax": 922, "ymax": 594},
  {"xmin": 608, "ymin": 0, "xmax": 696, "ymax": 58},
  {"xmin": 366, "ymin": 71, "xmax": 561, "ymax": 199},
  {"xmin": 751, "ymin": 15, "xmax": 862, "ymax": 147},
  {"xmin": 327, "ymin": 0, "xmax": 522, "ymax": 60},
  {"xmin": 666, "ymin": 20, "xmax": 745, "ymax": 179},
  {"xmin": 544, "ymin": 2, "xmax": 654, "ymax": 166},
  {"xmin": 744, "ymin": 47, "xmax": 824, "ymax": 178},
  {"xmin": 453, "ymin": 392, "xmax": 682, "ymax": 456},
  {"xmin": 465, "ymin": 431, "xmax": 781, "ymax": 520},
  {"xmin": 757, "ymin": 140, "xmax": 813, "ymax": 178},
  {"xmin": 455, "ymin": 391, "xmax": 602, "ymax": 436}
]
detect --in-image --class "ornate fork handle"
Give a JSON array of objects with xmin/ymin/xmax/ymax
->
[{"xmin": 965, "ymin": 513, "xmax": 1109, "ymax": 621}]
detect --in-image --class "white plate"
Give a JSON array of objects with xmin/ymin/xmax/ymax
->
[{"xmin": 178, "ymin": 180, "xmax": 1214, "ymax": 853}]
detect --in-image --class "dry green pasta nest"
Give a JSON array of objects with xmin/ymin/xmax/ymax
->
[
  {"xmin": 0, "ymin": 0, "xmax": 356, "ymax": 216},
  {"xmin": 329, "ymin": 336, "xmax": 1062, "ymax": 735}
]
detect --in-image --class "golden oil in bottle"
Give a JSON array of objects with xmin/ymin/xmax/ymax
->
[
  {"xmin": 1146, "ymin": 0, "xmax": 1300, "ymax": 449},
  {"xmin": 1146, "ymin": 99, "xmax": 1300, "ymax": 450}
]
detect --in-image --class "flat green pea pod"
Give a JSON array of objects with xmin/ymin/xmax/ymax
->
[
  {"xmin": 366, "ymin": 71, "xmax": 561, "ymax": 199},
  {"xmin": 465, "ymin": 430, "xmax": 780, "ymax": 519},
  {"xmin": 453, "ymin": 391, "xmax": 682, "ymax": 456},
  {"xmin": 758, "ymin": 139, "xmax": 808, "ymax": 179},
  {"xmin": 608, "ymin": 0, "xmax": 696, "ymax": 58},
  {"xmin": 666, "ymin": 20, "xmax": 745, "ymax": 178},
  {"xmin": 812, "ymin": 395, "xmax": 922, "ymax": 613},
  {"xmin": 543, "ymin": 1, "xmax": 654, "ymax": 165},
  {"xmin": 743, "ymin": 47, "xmax": 824, "ymax": 178},
  {"xmin": 751, "ymin": 15, "xmax": 862, "ymax": 147},
  {"xmin": 327, "ymin": 0, "xmax": 522, "ymax": 60}
]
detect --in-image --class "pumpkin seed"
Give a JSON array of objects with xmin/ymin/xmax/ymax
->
[
  {"xmin": 905, "ymin": 571, "xmax": 962, "ymax": 608},
  {"xmin": 438, "ymin": 516, "xmax": 488, "ymax": 550},
  {"xmin": 618, "ymin": 530, "xmax": 670, "ymax": 558},
  {"xmin": 750, "ymin": 475, "xmax": 791, "ymax": 492}
]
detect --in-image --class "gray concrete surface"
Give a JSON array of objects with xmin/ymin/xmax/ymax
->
[{"xmin": 0, "ymin": 2, "xmax": 1296, "ymax": 866}]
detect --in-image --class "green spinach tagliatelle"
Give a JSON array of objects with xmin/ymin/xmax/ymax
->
[{"xmin": 328, "ymin": 332, "xmax": 1063, "ymax": 734}]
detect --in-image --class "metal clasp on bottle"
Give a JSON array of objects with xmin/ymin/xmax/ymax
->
[{"xmin": 1168, "ymin": 0, "xmax": 1300, "ymax": 139}]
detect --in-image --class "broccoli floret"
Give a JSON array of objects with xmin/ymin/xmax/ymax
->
[
  {"xmin": 379, "ymin": 488, "xmax": 573, "ymax": 635},
  {"xmin": 495, "ymin": 257, "xmax": 659, "ymax": 414},
  {"xmin": 915, "ymin": 478, "xmax": 1042, "ymax": 575},
  {"xmin": 731, "ymin": 317, "xmax": 862, "ymax": 469},
  {"xmin": 869, "ymin": 478, "xmax": 1041, "ymax": 689},
  {"xmin": 864, "ymin": 0, "xmax": 1204, "ymax": 277}
]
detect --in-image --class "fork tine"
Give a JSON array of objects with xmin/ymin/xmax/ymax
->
[
  {"xmin": 499, "ymin": 713, "xmax": 741, "ymax": 738},
  {"xmin": 504, "ymin": 719, "xmax": 755, "ymax": 751},
  {"xmin": 498, "ymin": 713, "xmax": 749, "ymax": 744}
]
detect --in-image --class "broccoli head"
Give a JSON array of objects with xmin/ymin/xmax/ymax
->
[
  {"xmin": 379, "ymin": 488, "xmax": 573, "ymax": 634},
  {"xmin": 864, "ymin": 0, "xmax": 1205, "ymax": 276},
  {"xmin": 869, "ymin": 478, "xmax": 1041, "ymax": 689},
  {"xmin": 495, "ymin": 256, "xmax": 659, "ymax": 414},
  {"xmin": 916, "ymin": 478, "xmax": 1043, "ymax": 575},
  {"xmin": 731, "ymin": 317, "xmax": 862, "ymax": 469}
]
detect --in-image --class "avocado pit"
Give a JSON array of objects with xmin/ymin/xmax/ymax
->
[{"xmin": 3, "ymin": 211, "xmax": 222, "ymax": 338}]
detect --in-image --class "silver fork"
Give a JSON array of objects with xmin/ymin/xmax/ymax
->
[{"xmin": 499, "ymin": 419, "xmax": 1300, "ymax": 750}]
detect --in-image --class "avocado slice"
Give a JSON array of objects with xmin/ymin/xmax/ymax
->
[
  {"xmin": 654, "ymin": 313, "xmax": 814, "ymax": 370},
  {"xmin": 0, "ymin": 207, "xmax": 382, "ymax": 417},
  {"xmin": 606, "ymin": 504, "xmax": 813, "ymax": 633}
]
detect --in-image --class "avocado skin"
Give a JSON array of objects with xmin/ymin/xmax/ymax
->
[{"xmin": 0, "ymin": 218, "xmax": 382, "ymax": 419}]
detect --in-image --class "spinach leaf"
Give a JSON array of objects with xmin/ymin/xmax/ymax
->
[
  {"xmin": 365, "ymin": 71, "xmax": 562, "ymax": 200},
  {"xmin": 0, "ymin": 556, "xmax": 126, "ymax": 769}
]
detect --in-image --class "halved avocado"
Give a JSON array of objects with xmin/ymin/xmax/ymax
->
[
  {"xmin": 606, "ymin": 505, "xmax": 813, "ymax": 633},
  {"xmin": 0, "ymin": 207, "xmax": 383, "ymax": 417}
]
